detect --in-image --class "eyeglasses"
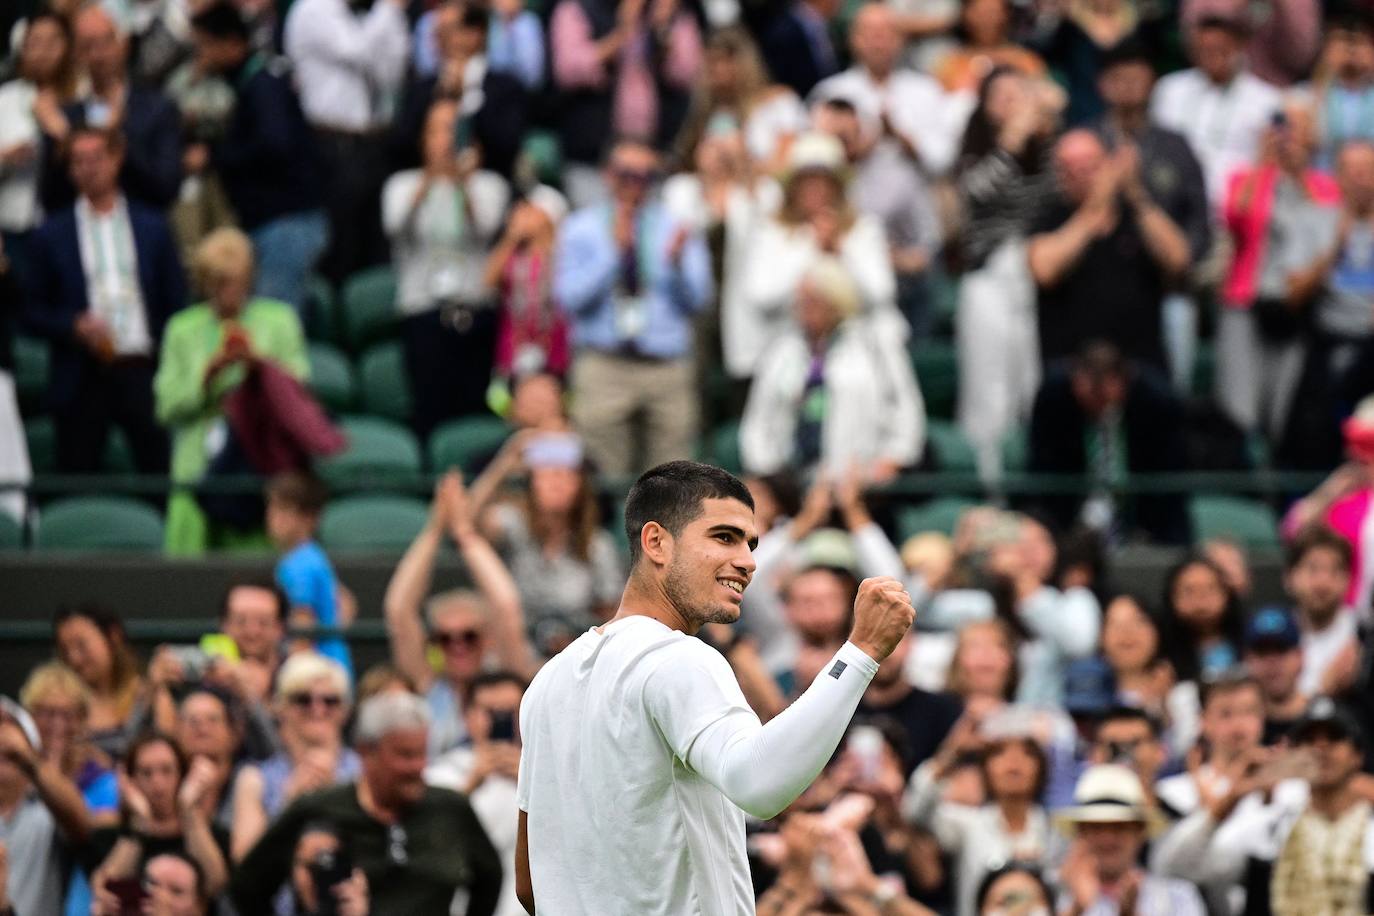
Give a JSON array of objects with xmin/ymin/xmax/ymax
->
[
  {"xmin": 388, "ymin": 824, "xmax": 409, "ymax": 866},
  {"xmin": 432, "ymin": 629, "xmax": 483, "ymax": 649},
  {"xmin": 287, "ymin": 692, "xmax": 344, "ymax": 710}
]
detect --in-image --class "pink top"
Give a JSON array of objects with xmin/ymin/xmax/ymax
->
[
  {"xmin": 550, "ymin": 1, "xmax": 702, "ymax": 140},
  {"xmin": 494, "ymin": 250, "xmax": 571, "ymax": 377},
  {"xmin": 1220, "ymin": 165, "xmax": 1341, "ymax": 309},
  {"xmin": 1283, "ymin": 488, "xmax": 1372, "ymax": 605}
]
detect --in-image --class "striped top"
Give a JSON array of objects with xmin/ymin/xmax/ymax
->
[{"xmin": 957, "ymin": 146, "xmax": 1057, "ymax": 270}]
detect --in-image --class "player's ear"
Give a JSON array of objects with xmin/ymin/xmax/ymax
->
[{"xmin": 640, "ymin": 521, "xmax": 673, "ymax": 568}]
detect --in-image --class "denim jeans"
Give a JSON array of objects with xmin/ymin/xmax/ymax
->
[{"xmin": 250, "ymin": 210, "xmax": 329, "ymax": 316}]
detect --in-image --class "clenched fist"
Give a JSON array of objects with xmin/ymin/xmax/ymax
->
[{"xmin": 848, "ymin": 577, "xmax": 915, "ymax": 663}]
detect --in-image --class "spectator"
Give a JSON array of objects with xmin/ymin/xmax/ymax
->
[
  {"xmin": 954, "ymin": 67, "xmax": 1060, "ymax": 482},
  {"xmin": 554, "ymin": 138, "xmax": 712, "ymax": 476},
  {"xmin": 211, "ymin": 579, "xmax": 288, "ymax": 706},
  {"xmin": 37, "ymin": 5, "xmax": 182, "ymax": 212},
  {"xmin": 0, "ymin": 697, "xmax": 93, "ymax": 916},
  {"xmin": 813, "ymin": 95, "xmax": 943, "ymax": 339},
  {"xmin": 974, "ymin": 863, "xmax": 1055, "ymax": 916},
  {"xmin": 382, "ymin": 99, "xmax": 509, "ymax": 437},
  {"xmin": 466, "ymin": 431, "xmax": 624, "ymax": 652},
  {"xmin": 131, "ymin": 852, "xmax": 208, "ymax": 916},
  {"xmin": 1285, "ymin": 526, "xmax": 1360, "ymax": 697},
  {"xmin": 933, "ymin": 0, "xmax": 1047, "ymax": 94},
  {"xmin": 283, "ymin": 823, "xmax": 369, "ymax": 916},
  {"xmin": 1027, "ymin": 129, "xmax": 1191, "ymax": 370},
  {"xmin": 1086, "ymin": 706, "xmax": 1170, "ymax": 805},
  {"xmin": 739, "ymin": 131, "xmax": 898, "ymax": 383},
  {"xmin": 905, "ymin": 725, "xmax": 1060, "ymax": 915},
  {"xmin": 52, "ymin": 606, "xmax": 144, "ymax": 759},
  {"xmin": 1153, "ymin": 698, "xmax": 1370, "ymax": 915},
  {"xmin": 946, "ymin": 619, "xmax": 1020, "ymax": 716},
  {"xmin": 187, "ymin": 2, "xmax": 328, "ymax": 315},
  {"xmin": 1162, "ymin": 553, "xmax": 1246, "ymax": 683},
  {"xmin": 1035, "ymin": 0, "xmax": 1159, "ymax": 126},
  {"xmin": 230, "ymin": 653, "xmax": 359, "ymax": 868},
  {"xmin": 88, "ymin": 732, "xmax": 230, "ymax": 907},
  {"xmin": 229, "ymin": 692, "xmax": 503, "ymax": 916},
  {"xmin": 266, "ymin": 472, "xmax": 353, "ymax": 678},
  {"xmin": 0, "ymin": 238, "xmax": 27, "ymax": 526},
  {"xmin": 809, "ymin": 3, "xmax": 963, "ymax": 176},
  {"xmin": 393, "ymin": 2, "xmax": 529, "ymax": 179},
  {"xmin": 856, "ymin": 631, "xmax": 964, "ymax": 778},
  {"xmin": 24, "ymin": 126, "xmax": 184, "ymax": 475},
  {"xmin": 19, "ymin": 663, "xmax": 118, "ymax": 828},
  {"xmin": 384, "ymin": 472, "xmax": 534, "ymax": 758},
  {"xmin": 759, "ymin": 0, "xmax": 841, "ymax": 102},
  {"xmin": 1213, "ymin": 95, "xmax": 1338, "ymax": 449},
  {"xmin": 1026, "ymin": 341, "xmax": 1189, "ymax": 544},
  {"xmin": 118, "ymin": 0, "xmax": 194, "ymax": 87},
  {"xmin": 1312, "ymin": 16, "xmax": 1374, "ymax": 166},
  {"xmin": 1242, "ymin": 608, "xmax": 1311, "ymax": 744},
  {"xmin": 740, "ymin": 255, "xmax": 926, "ymax": 481},
  {"xmin": 0, "ymin": 12, "xmax": 73, "ymax": 255},
  {"xmin": 670, "ymin": 26, "xmax": 808, "ymax": 173},
  {"xmin": 283, "ymin": 0, "xmax": 408, "ymax": 285},
  {"xmin": 1097, "ymin": 594, "xmax": 1198, "ymax": 756},
  {"xmin": 155, "ymin": 228, "xmax": 308, "ymax": 554},
  {"xmin": 1180, "ymin": 0, "xmax": 1320, "ymax": 88},
  {"xmin": 1055, "ymin": 764, "xmax": 1205, "ymax": 915},
  {"xmin": 166, "ymin": 687, "xmax": 246, "ymax": 828},
  {"xmin": 1093, "ymin": 37, "xmax": 1212, "ymax": 392},
  {"xmin": 1151, "ymin": 15, "xmax": 1283, "ymax": 208},
  {"xmin": 426, "ymin": 671, "xmax": 526, "ymax": 916},
  {"xmin": 549, "ymin": 0, "xmax": 701, "ymax": 206},
  {"xmin": 412, "ymin": 0, "xmax": 546, "ymax": 90},
  {"xmin": 483, "ymin": 187, "xmax": 572, "ymax": 385}
]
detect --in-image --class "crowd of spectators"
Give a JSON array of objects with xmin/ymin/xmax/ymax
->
[{"xmin": 13, "ymin": 0, "xmax": 1374, "ymax": 911}]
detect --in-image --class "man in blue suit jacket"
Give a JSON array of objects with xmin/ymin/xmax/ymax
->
[
  {"xmin": 760, "ymin": 0, "xmax": 842, "ymax": 99},
  {"xmin": 25, "ymin": 127, "xmax": 185, "ymax": 474}
]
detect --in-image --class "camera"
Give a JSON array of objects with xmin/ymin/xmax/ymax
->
[
  {"xmin": 166, "ymin": 645, "xmax": 213, "ymax": 681},
  {"xmin": 307, "ymin": 846, "xmax": 352, "ymax": 916}
]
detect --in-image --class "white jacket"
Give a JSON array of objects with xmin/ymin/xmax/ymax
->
[{"xmin": 740, "ymin": 316, "xmax": 925, "ymax": 477}]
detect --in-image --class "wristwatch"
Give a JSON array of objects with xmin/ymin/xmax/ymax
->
[{"xmin": 869, "ymin": 881, "xmax": 901, "ymax": 911}]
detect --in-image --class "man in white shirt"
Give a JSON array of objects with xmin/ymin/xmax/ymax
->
[
  {"xmin": 1286, "ymin": 525, "xmax": 1361, "ymax": 697},
  {"xmin": 515, "ymin": 460, "xmax": 915, "ymax": 914},
  {"xmin": 1151, "ymin": 15, "xmax": 1282, "ymax": 208},
  {"xmin": 284, "ymin": 0, "xmax": 409, "ymax": 283},
  {"xmin": 808, "ymin": 2, "xmax": 965, "ymax": 177}
]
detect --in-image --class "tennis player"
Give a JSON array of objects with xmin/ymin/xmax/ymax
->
[{"xmin": 515, "ymin": 460, "xmax": 915, "ymax": 913}]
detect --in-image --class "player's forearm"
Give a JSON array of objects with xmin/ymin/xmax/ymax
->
[{"xmin": 688, "ymin": 642, "xmax": 879, "ymax": 819}]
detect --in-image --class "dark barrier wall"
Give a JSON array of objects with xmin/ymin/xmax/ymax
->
[{"xmin": 0, "ymin": 548, "xmax": 1288, "ymax": 697}]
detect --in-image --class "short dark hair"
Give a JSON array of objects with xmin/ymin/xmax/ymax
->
[
  {"xmin": 1097, "ymin": 705, "xmax": 1163, "ymax": 739},
  {"xmin": 219, "ymin": 578, "xmax": 289, "ymax": 624},
  {"xmin": 623, "ymin": 461, "xmax": 754, "ymax": 565},
  {"xmin": 144, "ymin": 851, "xmax": 208, "ymax": 903},
  {"xmin": 1285, "ymin": 524, "xmax": 1353, "ymax": 575},
  {"xmin": 820, "ymin": 96, "xmax": 859, "ymax": 117},
  {"xmin": 975, "ymin": 863, "xmax": 1054, "ymax": 914},
  {"xmin": 68, "ymin": 125, "xmax": 125, "ymax": 157},
  {"xmin": 190, "ymin": 1, "xmax": 250, "ymax": 41},
  {"xmin": 265, "ymin": 471, "xmax": 328, "ymax": 517},
  {"xmin": 1195, "ymin": 14, "xmax": 1249, "ymax": 38},
  {"xmin": 125, "ymin": 731, "xmax": 188, "ymax": 780},
  {"xmin": 1099, "ymin": 35, "xmax": 1155, "ymax": 73},
  {"xmin": 1199, "ymin": 670, "xmax": 1263, "ymax": 709},
  {"xmin": 470, "ymin": 670, "xmax": 530, "ymax": 696},
  {"xmin": 980, "ymin": 734, "xmax": 1050, "ymax": 800},
  {"xmin": 1073, "ymin": 339, "xmax": 1126, "ymax": 381}
]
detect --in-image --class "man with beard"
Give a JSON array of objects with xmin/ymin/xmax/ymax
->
[{"xmin": 514, "ymin": 460, "xmax": 916, "ymax": 914}]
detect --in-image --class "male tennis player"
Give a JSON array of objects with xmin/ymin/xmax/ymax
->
[{"xmin": 515, "ymin": 460, "xmax": 915, "ymax": 913}]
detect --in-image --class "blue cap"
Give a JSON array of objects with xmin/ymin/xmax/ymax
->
[
  {"xmin": 1063, "ymin": 657, "xmax": 1116, "ymax": 716},
  {"xmin": 1244, "ymin": 607, "xmax": 1300, "ymax": 650}
]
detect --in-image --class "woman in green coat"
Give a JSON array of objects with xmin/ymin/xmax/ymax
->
[{"xmin": 155, "ymin": 227, "xmax": 309, "ymax": 553}]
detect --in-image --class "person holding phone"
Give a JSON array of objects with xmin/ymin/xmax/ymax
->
[{"xmin": 427, "ymin": 671, "xmax": 527, "ymax": 916}]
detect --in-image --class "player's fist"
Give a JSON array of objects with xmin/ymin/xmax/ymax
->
[{"xmin": 848, "ymin": 577, "xmax": 915, "ymax": 663}]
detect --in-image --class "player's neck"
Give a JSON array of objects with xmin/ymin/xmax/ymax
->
[{"xmin": 606, "ymin": 575, "xmax": 699, "ymax": 636}]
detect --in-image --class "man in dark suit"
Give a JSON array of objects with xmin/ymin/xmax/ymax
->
[
  {"xmin": 391, "ymin": 1, "xmax": 527, "ymax": 178},
  {"xmin": 36, "ymin": 4, "xmax": 182, "ymax": 212},
  {"xmin": 1027, "ymin": 340, "xmax": 1190, "ymax": 544},
  {"xmin": 24, "ymin": 127, "xmax": 185, "ymax": 474},
  {"xmin": 760, "ymin": 0, "xmax": 842, "ymax": 99}
]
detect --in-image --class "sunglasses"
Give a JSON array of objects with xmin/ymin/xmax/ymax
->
[
  {"xmin": 612, "ymin": 167, "xmax": 658, "ymax": 185},
  {"xmin": 432, "ymin": 629, "xmax": 483, "ymax": 648},
  {"xmin": 287, "ymin": 692, "xmax": 344, "ymax": 710}
]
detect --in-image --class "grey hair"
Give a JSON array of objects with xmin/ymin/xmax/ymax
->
[
  {"xmin": 353, "ymin": 692, "xmax": 431, "ymax": 747},
  {"xmin": 423, "ymin": 588, "xmax": 488, "ymax": 630}
]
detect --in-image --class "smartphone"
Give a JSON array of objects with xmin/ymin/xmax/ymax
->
[
  {"xmin": 106, "ymin": 877, "xmax": 148, "ymax": 916},
  {"xmin": 489, "ymin": 710, "xmax": 517, "ymax": 743}
]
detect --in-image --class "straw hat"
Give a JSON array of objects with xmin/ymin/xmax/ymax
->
[
  {"xmin": 1053, "ymin": 764, "xmax": 1168, "ymax": 837},
  {"xmin": 785, "ymin": 131, "xmax": 849, "ymax": 182}
]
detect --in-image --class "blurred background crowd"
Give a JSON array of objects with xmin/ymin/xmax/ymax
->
[{"xmin": 11, "ymin": 0, "xmax": 1374, "ymax": 910}]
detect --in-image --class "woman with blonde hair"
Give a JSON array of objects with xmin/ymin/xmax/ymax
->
[
  {"xmin": 230, "ymin": 652, "xmax": 359, "ymax": 873},
  {"xmin": 153, "ymin": 227, "xmax": 309, "ymax": 553}
]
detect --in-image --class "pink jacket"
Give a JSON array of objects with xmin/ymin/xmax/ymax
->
[{"xmin": 1221, "ymin": 165, "xmax": 1341, "ymax": 309}]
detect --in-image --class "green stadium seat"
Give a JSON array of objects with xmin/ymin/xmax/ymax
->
[
  {"xmin": 317, "ymin": 416, "xmax": 422, "ymax": 488},
  {"xmin": 913, "ymin": 341, "xmax": 958, "ymax": 420},
  {"xmin": 428, "ymin": 414, "xmax": 510, "ymax": 476},
  {"xmin": 34, "ymin": 497, "xmax": 164, "ymax": 551},
  {"xmin": 925, "ymin": 419, "xmax": 977, "ymax": 473},
  {"xmin": 307, "ymin": 342, "xmax": 356, "ymax": 414},
  {"xmin": 1001, "ymin": 425, "xmax": 1028, "ymax": 473},
  {"xmin": 896, "ymin": 496, "xmax": 979, "ymax": 540},
  {"xmin": 25, "ymin": 418, "xmax": 134, "ymax": 473},
  {"xmin": 14, "ymin": 335, "xmax": 48, "ymax": 413},
  {"xmin": 1189, "ymin": 495, "xmax": 1280, "ymax": 549},
  {"xmin": 0, "ymin": 512, "xmax": 21, "ymax": 549},
  {"xmin": 340, "ymin": 266, "xmax": 397, "ymax": 352},
  {"xmin": 305, "ymin": 274, "xmax": 339, "ymax": 344},
  {"xmin": 709, "ymin": 421, "xmax": 742, "ymax": 474},
  {"xmin": 357, "ymin": 341, "xmax": 412, "ymax": 423},
  {"xmin": 319, "ymin": 494, "xmax": 430, "ymax": 551}
]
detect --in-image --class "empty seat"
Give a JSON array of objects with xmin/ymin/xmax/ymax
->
[
  {"xmin": 427, "ymin": 414, "xmax": 510, "ymax": 476},
  {"xmin": 319, "ymin": 494, "xmax": 430, "ymax": 551},
  {"xmin": 35, "ymin": 497, "xmax": 164, "ymax": 551},
  {"xmin": 340, "ymin": 266, "xmax": 398, "ymax": 352},
  {"xmin": 317, "ymin": 416, "xmax": 422, "ymax": 488},
  {"xmin": 307, "ymin": 342, "xmax": 356, "ymax": 413},
  {"xmin": 357, "ymin": 341, "xmax": 412, "ymax": 423},
  {"xmin": 896, "ymin": 496, "xmax": 980, "ymax": 540},
  {"xmin": 1189, "ymin": 495, "xmax": 1279, "ymax": 549}
]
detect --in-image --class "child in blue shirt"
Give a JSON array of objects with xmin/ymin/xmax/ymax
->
[{"xmin": 265, "ymin": 472, "xmax": 353, "ymax": 679}]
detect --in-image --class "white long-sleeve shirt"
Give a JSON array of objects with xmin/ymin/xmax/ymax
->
[{"xmin": 284, "ymin": 0, "xmax": 410, "ymax": 131}]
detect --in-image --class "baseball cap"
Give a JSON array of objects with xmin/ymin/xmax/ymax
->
[
  {"xmin": 1244, "ymin": 607, "xmax": 1300, "ymax": 651},
  {"xmin": 1290, "ymin": 696, "xmax": 1366, "ymax": 750}
]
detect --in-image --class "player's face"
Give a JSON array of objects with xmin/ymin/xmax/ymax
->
[{"xmin": 662, "ymin": 498, "xmax": 758, "ymax": 630}]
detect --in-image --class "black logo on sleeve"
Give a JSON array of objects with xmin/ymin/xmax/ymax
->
[{"xmin": 829, "ymin": 660, "xmax": 848, "ymax": 680}]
